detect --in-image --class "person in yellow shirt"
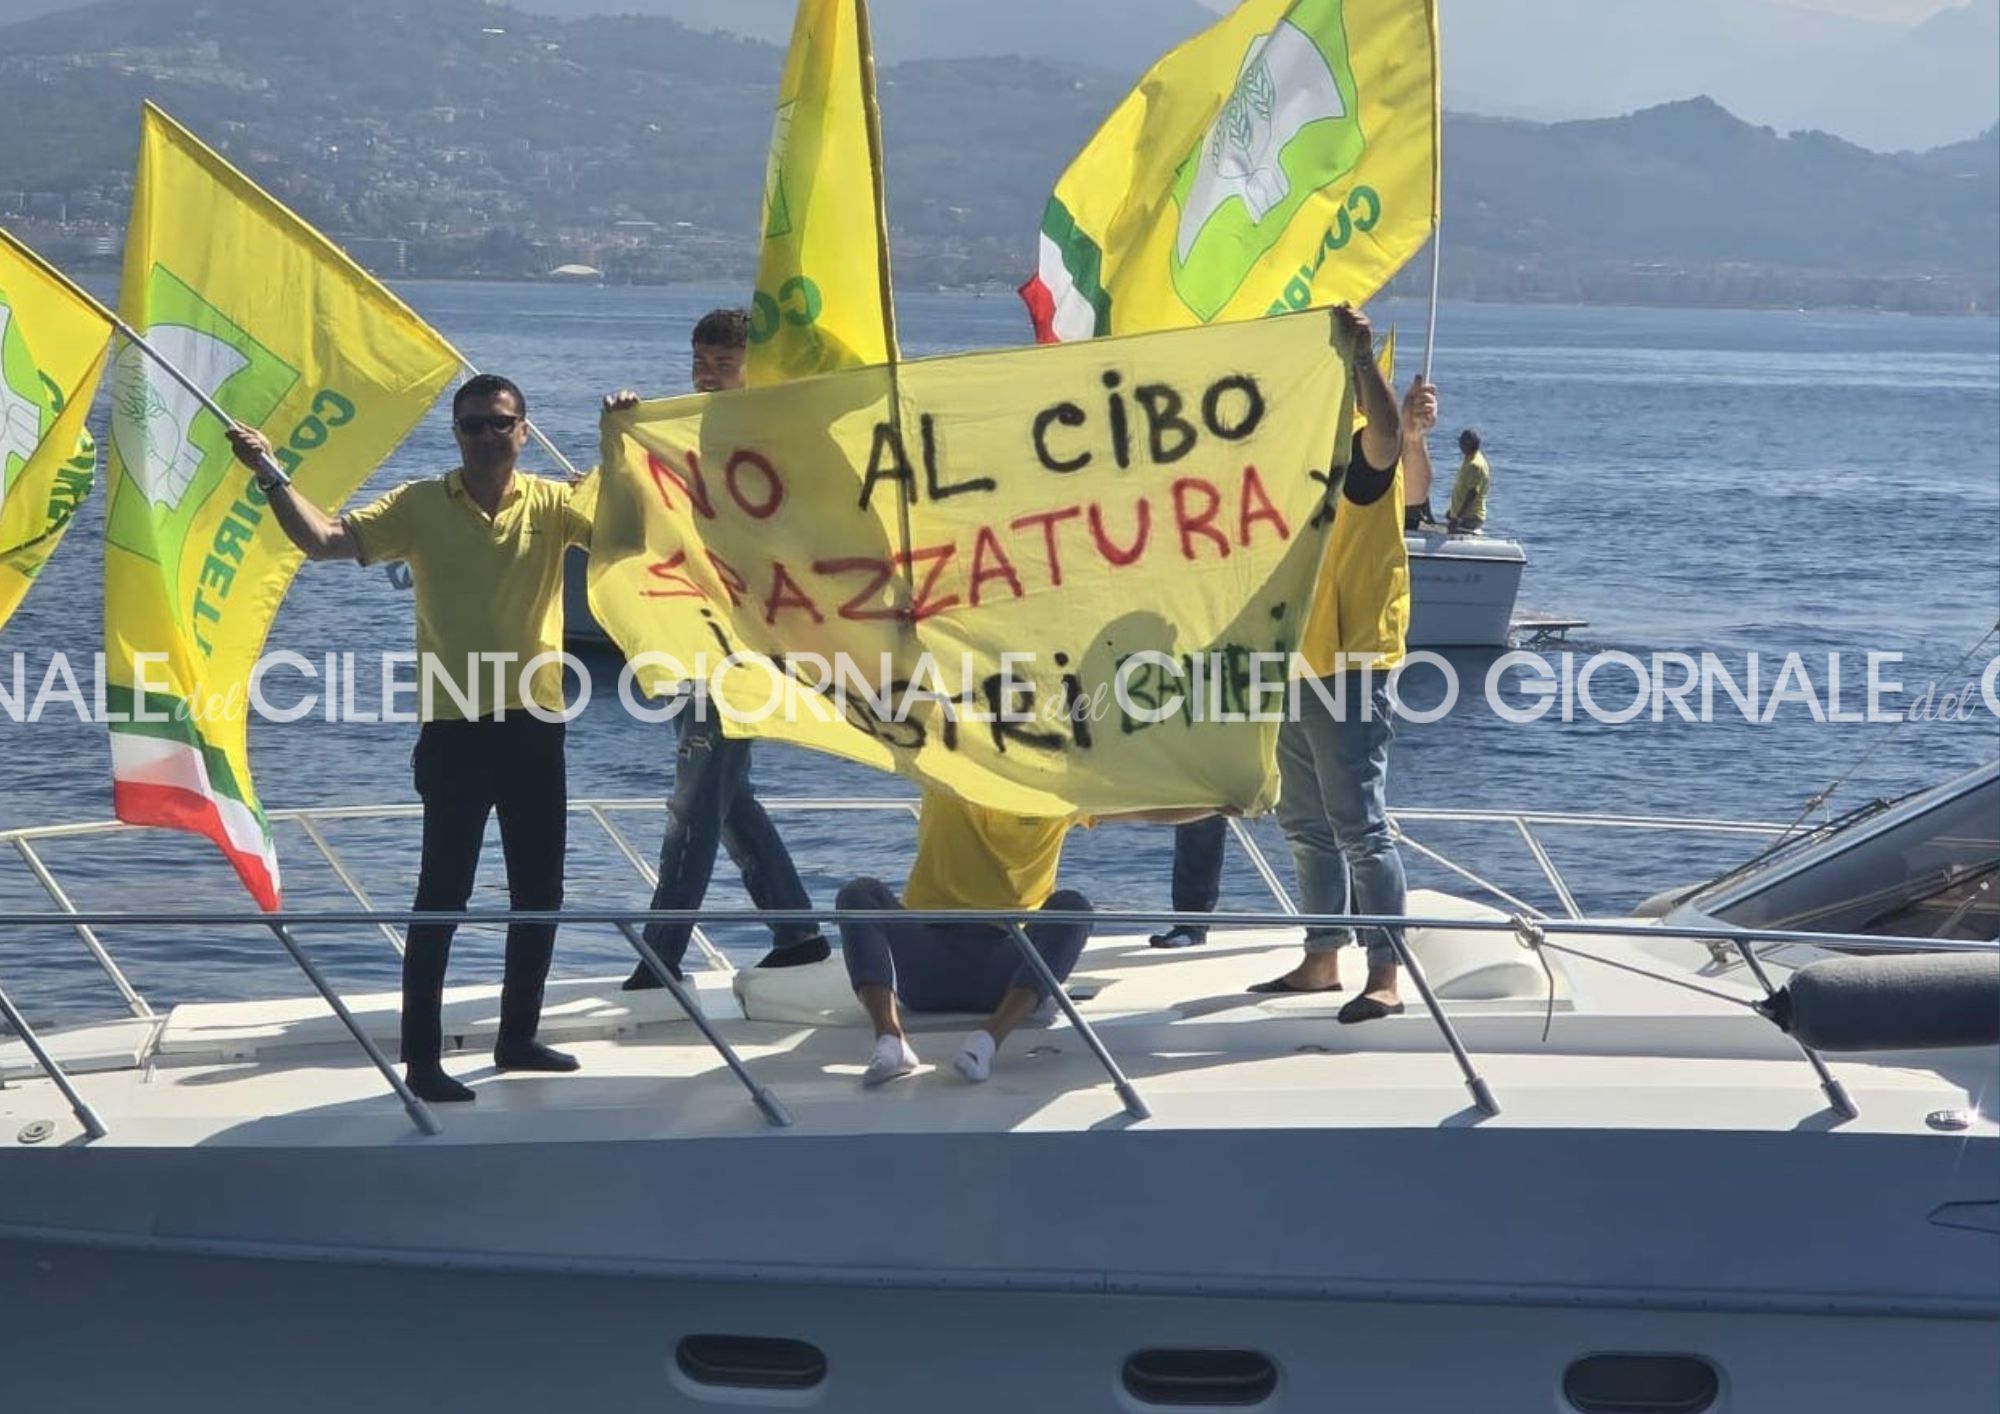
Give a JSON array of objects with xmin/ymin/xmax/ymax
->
[
  {"xmin": 837, "ymin": 792, "xmax": 1213, "ymax": 1086},
  {"xmin": 227, "ymin": 374, "xmax": 590, "ymax": 1105},
  {"xmin": 1447, "ymin": 428, "xmax": 1490, "ymax": 533},
  {"xmin": 1250, "ymin": 307, "xmax": 1425, "ymax": 1024}
]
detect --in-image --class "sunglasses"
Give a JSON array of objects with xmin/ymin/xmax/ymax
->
[{"xmin": 456, "ymin": 413, "xmax": 521, "ymax": 436}]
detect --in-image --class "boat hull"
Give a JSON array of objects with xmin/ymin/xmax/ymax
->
[
  {"xmin": 3, "ymin": 1234, "xmax": 1993, "ymax": 1413},
  {"xmin": 1406, "ymin": 531, "xmax": 1529, "ymax": 649},
  {"xmin": 3, "ymin": 1118, "xmax": 1993, "ymax": 1412}
]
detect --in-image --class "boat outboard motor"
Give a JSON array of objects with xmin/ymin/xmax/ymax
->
[{"xmin": 1757, "ymin": 953, "xmax": 2000, "ymax": 1052}]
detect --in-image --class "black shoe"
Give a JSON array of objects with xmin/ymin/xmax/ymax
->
[
  {"xmin": 406, "ymin": 1066, "xmax": 476, "ymax": 1103},
  {"xmin": 1148, "ymin": 925, "xmax": 1209, "ymax": 949},
  {"xmin": 756, "ymin": 935, "xmax": 832, "ymax": 968},
  {"xmin": 1247, "ymin": 975, "xmax": 1344, "ymax": 995},
  {"xmin": 1336, "ymin": 995, "xmax": 1405, "ymax": 1023},
  {"xmin": 493, "ymin": 1039, "xmax": 580, "ymax": 1072},
  {"xmin": 621, "ymin": 960, "xmax": 684, "ymax": 991}
]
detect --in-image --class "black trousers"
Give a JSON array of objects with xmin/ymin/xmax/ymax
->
[{"xmin": 401, "ymin": 715, "xmax": 567, "ymax": 1068}]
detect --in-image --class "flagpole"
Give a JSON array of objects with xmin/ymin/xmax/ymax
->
[
  {"xmin": 855, "ymin": 0, "xmax": 900, "ymax": 366},
  {"xmin": 1422, "ymin": 0, "xmax": 1443, "ymax": 383},
  {"xmin": 0, "ymin": 225, "xmax": 296, "ymax": 487},
  {"xmin": 854, "ymin": 0, "xmax": 916, "ymax": 608}
]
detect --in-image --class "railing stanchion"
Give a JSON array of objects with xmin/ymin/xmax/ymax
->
[
  {"xmin": 0, "ymin": 979, "xmax": 107, "ymax": 1140},
  {"xmin": 615, "ymin": 920, "xmax": 791, "ymax": 1128},
  {"xmin": 1378, "ymin": 918, "xmax": 1501, "ymax": 1117},
  {"xmin": 1228, "ymin": 818, "xmax": 1299, "ymax": 915},
  {"xmin": 1393, "ymin": 827, "xmax": 1547, "ymax": 919},
  {"xmin": 1514, "ymin": 820, "xmax": 1583, "ymax": 919},
  {"xmin": 264, "ymin": 921, "xmax": 441, "ymax": 1137},
  {"xmin": 294, "ymin": 813, "xmax": 406, "ymax": 956},
  {"xmin": 586, "ymin": 806, "xmax": 735, "ymax": 975},
  {"xmin": 1733, "ymin": 937, "xmax": 1858, "ymax": 1120},
  {"xmin": 12, "ymin": 838, "xmax": 152, "ymax": 1018},
  {"xmin": 1004, "ymin": 919, "xmax": 1149, "ymax": 1121}
]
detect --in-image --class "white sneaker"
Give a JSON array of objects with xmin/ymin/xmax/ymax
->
[
  {"xmin": 952, "ymin": 1030, "xmax": 996, "ymax": 1083},
  {"xmin": 862, "ymin": 1035, "xmax": 919, "ymax": 1087}
]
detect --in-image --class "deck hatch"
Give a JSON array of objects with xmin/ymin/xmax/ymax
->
[
  {"xmin": 674, "ymin": 1334, "xmax": 827, "ymax": 1391},
  {"xmin": 1563, "ymin": 1353, "xmax": 1720, "ymax": 1413},
  {"xmin": 1122, "ymin": 1348, "xmax": 1278, "ymax": 1406}
]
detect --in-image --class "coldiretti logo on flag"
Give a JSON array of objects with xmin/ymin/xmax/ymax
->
[
  {"xmin": 106, "ymin": 268, "xmax": 298, "ymax": 646},
  {"xmin": 0, "ymin": 231, "xmax": 112, "ymax": 628},
  {"xmin": 105, "ymin": 104, "xmax": 459, "ymax": 907},
  {"xmin": 748, "ymin": 0, "xmax": 897, "ymax": 385},
  {"xmin": 1023, "ymin": 0, "xmax": 1437, "ymax": 342}
]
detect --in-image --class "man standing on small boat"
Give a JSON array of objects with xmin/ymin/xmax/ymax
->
[
  {"xmin": 228, "ymin": 374, "xmax": 589, "ymax": 1103},
  {"xmin": 601, "ymin": 309, "xmax": 831, "ymax": 987},
  {"xmin": 1446, "ymin": 428, "xmax": 1490, "ymax": 534}
]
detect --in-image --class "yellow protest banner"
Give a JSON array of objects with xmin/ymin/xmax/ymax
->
[
  {"xmin": 104, "ymin": 104, "xmax": 461, "ymax": 907},
  {"xmin": 748, "ymin": 0, "xmax": 899, "ymax": 385},
  {"xmin": 1022, "ymin": 0, "xmax": 1438, "ymax": 341},
  {"xmin": 0, "ymin": 229, "xmax": 113, "ymax": 630},
  {"xmin": 589, "ymin": 309, "xmax": 1353, "ymax": 815}
]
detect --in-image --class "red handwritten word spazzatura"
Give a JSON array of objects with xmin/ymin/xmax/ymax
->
[{"xmin": 639, "ymin": 454, "xmax": 1293, "ymax": 625}]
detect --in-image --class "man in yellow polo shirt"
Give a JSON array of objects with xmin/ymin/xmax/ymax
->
[
  {"xmin": 227, "ymin": 374, "xmax": 589, "ymax": 1104},
  {"xmin": 836, "ymin": 792, "xmax": 1213, "ymax": 1087},
  {"xmin": 1447, "ymin": 428, "xmax": 1490, "ymax": 533}
]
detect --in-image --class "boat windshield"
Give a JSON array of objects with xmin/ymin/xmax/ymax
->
[{"xmin": 1676, "ymin": 767, "xmax": 1999, "ymax": 942}]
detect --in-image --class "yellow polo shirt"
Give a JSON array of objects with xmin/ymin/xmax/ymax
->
[
  {"xmin": 902, "ymin": 790, "xmax": 1081, "ymax": 912},
  {"xmin": 345, "ymin": 469, "xmax": 591, "ymax": 720},
  {"xmin": 1450, "ymin": 451, "xmax": 1491, "ymax": 523}
]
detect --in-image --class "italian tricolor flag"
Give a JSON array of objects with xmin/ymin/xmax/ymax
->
[
  {"xmin": 109, "ymin": 687, "xmax": 280, "ymax": 909},
  {"xmin": 1019, "ymin": 197, "xmax": 1113, "ymax": 345}
]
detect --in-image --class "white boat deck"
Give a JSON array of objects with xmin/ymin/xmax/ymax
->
[{"xmin": 3, "ymin": 898, "xmax": 1985, "ymax": 1153}]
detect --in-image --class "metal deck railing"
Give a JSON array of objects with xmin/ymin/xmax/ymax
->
[{"xmin": 0, "ymin": 797, "xmax": 1978, "ymax": 1144}]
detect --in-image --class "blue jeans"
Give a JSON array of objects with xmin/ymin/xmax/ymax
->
[
  {"xmin": 1275, "ymin": 672, "xmax": 1406, "ymax": 969},
  {"xmin": 836, "ymin": 877, "xmax": 1092, "ymax": 1012},
  {"xmin": 1170, "ymin": 816, "xmax": 1227, "ymax": 913},
  {"xmin": 643, "ymin": 701, "xmax": 817, "ymax": 972}
]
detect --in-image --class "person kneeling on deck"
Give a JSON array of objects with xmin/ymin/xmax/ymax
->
[
  {"xmin": 228, "ymin": 374, "xmax": 589, "ymax": 1105},
  {"xmin": 838, "ymin": 790, "xmax": 1214, "ymax": 1086}
]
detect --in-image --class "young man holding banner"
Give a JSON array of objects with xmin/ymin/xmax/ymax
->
[
  {"xmin": 603, "ymin": 308, "xmax": 831, "ymax": 988},
  {"xmin": 229, "ymin": 374, "xmax": 590, "ymax": 1103},
  {"xmin": 1157, "ymin": 362, "xmax": 1438, "ymax": 955},
  {"xmin": 1250, "ymin": 305, "xmax": 1422, "ymax": 1023}
]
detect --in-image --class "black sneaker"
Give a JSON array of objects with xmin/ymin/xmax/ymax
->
[
  {"xmin": 620, "ymin": 959, "xmax": 684, "ymax": 991},
  {"xmin": 1148, "ymin": 925, "xmax": 1209, "ymax": 949},
  {"xmin": 756, "ymin": 935, "xmax": 832, "ymax": 968}
]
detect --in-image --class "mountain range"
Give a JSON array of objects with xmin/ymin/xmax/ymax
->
[
  {"xmin": 0, "ymin": 0, "xmax": 1992, "ymax": 149},
  {"xmin": 0, "ymin": 0, "xmax": 1993, "ymax": 311}
]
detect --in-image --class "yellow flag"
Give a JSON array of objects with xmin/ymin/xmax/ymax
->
[
  {"xmin": 0, "ymin": 229, "xmax": 113, "ymax": 629},
  {"xmin": 104, "ymin": 104, "xmax": 461, "ymax": 908},
  {"xmin": 590, "ymin": 309, "xmax": 1352, "ymax": 815},
  {"xmin": 747, "ymin": 0, "xmax": 899, "ymax": 385},
  {"xmin": 1022, "ymin": 0, "xmax": 1438, "ymax": 341}
]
